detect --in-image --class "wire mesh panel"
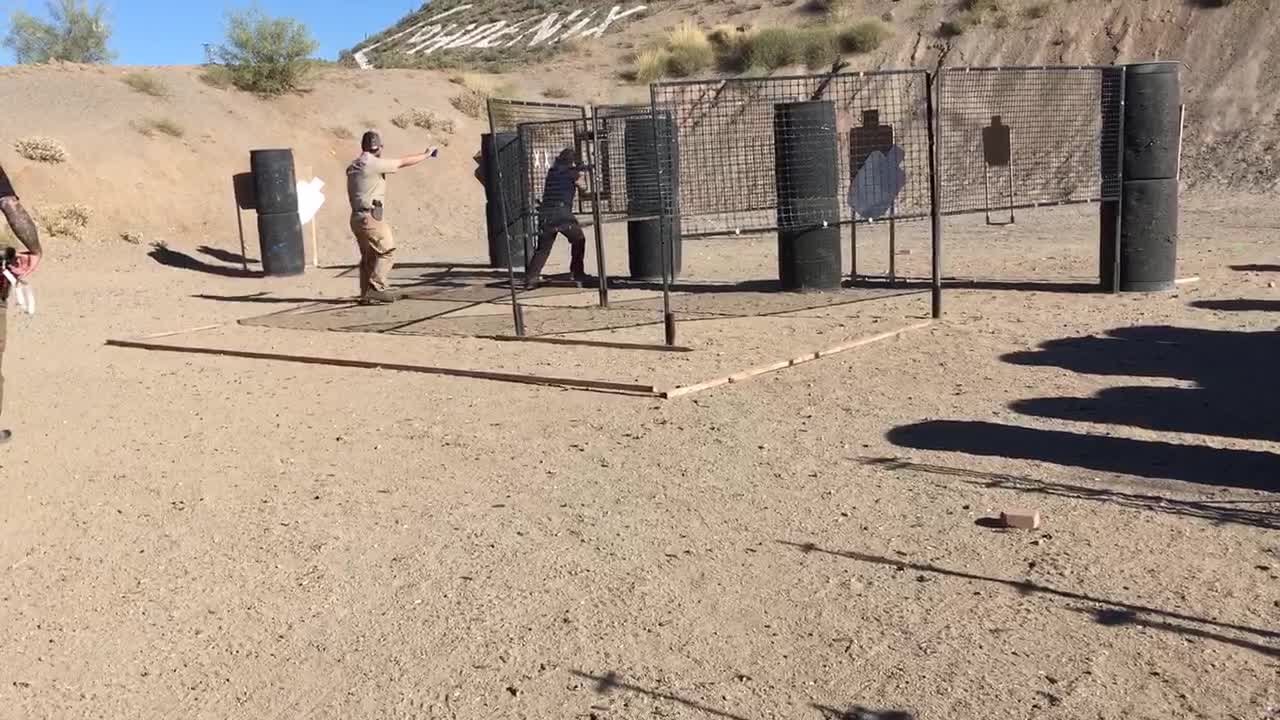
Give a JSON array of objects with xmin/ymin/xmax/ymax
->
[
  {"xmin": 649, "ymin": 70, "xmax": 933, "ymax": 237},
  {"xmin": 517, "ymin": 117, "xmax": 592, "ymax": 216},
  {"xmin": 939, "ymin": 66, "xmax": 1123, "ymax": 215},
  {"xmin": 487, "ymin": 98, "xmax": 586, "ymax": 134}
]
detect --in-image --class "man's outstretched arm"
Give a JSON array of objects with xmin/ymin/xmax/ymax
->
[{"xmin": 0, "ymin": 165, "xmax": 40, "ymax": 257}]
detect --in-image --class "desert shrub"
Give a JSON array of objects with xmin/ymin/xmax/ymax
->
[
  {"xmin": 391, "ymin": 108, "xmax": 455, "ymax": 134},
  {"xmin": 212, "ymin": 8, "xmax": 318, "ymax": 96},
  {"xmin": 36, "ymin": 203, "xmax": 92, "ymax": 240},
  {"xmin": 808, "ymin": 0, "xmax": 856, "ymax": 22},
  {"xmin": 665, "ymin": 23, "xmax": 715, "ymax": 76},
  {"xmin": 198, "ymin": 64, "xmax": 234, "ymax": 89},
  {"xmin": 1024, "ymin": 2, "xmax": 1051, "ymax": 18},
  {"xmin": 14, "ymin": 136, "xmax": 68, "ymax": 163},
  {"xmin": 634, "ymin": 47, "xmax": 672, "ymax": 83},
  {"xmin": 133, "ymin": 118, "xmax": 184, "ymax": 138},
  {"xmin": 543, "ymin": 85, "xmax": 570, "ymax": 99},
  {"xmin": 122, "ymin": 71, "xmax": 168, "ymax": 97},
  {"xmin": 962, "ymin": 0, "xmax": 1001, "ymax": 12},
  {"xmin": 3, "ymin": 0, "xmax": 114, "ymax": 64},
  {"xmin": 940, "ymin": 11, "xmax": 982, "ymax": 36},
  {"xmin": 838, "ymin": 19, "xmax": 893, "ymax": 53},
  {"xmin": 450, "ymin": 89, "xmax": 488, "ymax": 118},
  {"xmin": 743, "ymin": 27, "xmax": 806, "ymax": 69},
  {"xmin": 328, "ymin": 126, "xmax": 354, "ymax": 139}
]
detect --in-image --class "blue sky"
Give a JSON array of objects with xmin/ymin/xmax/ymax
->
[{"xmin": 0, "ymin": 1, "xmax": 420, "ymax": 65}]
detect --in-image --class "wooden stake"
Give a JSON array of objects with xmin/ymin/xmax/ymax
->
[
  {"xmin": 1174, "ymin": 276, "xmax": 1200, "ymax": 285},
  {"xmin": 135, "ymin": 323, "xmax": 226, "ymax": 341}
]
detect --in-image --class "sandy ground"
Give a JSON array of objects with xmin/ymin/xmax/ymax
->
[{"xmin": 1, "ymin": 194, "xmax": 1278, "ymax": 719}]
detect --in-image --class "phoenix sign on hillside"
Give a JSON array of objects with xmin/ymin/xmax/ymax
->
[{"xmin": 353, "ymin": 3, "xmax": 648, "ymax": 69}]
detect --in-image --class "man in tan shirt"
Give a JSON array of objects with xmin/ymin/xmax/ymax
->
[
  {"xmin": 0, "ymin": 161, "xmax": 42, "ymax": 444},
  {"xmin": 346, "ymin": 131, "xmax": 436, "ymax": 305}
]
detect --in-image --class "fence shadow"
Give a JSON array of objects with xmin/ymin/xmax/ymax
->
[
  {"xmin": 854, "ymin": 456, "xmax": 1279, "ymax": 529},
  {"xmin": 1229, "ymin": 265, "xmax": 1280, "ymax": 272},
  {"xmin": 148, "ymin": 243, "xmax": 258, "ymax": 278},
  {"xmin": 779, "ymin": 542, "xmax": 1280, "ymax": 658},
  {"xmin": 1189, "ymin": 299, "xmax": 1280, "ymax": 313},
  {"xmin": 814, "ymin": 704, "xmax": 916, "ymax": 719},
  {"xmin": 570, "ymin": 670, "xmax": 748, "ymax": 720},
  {"xmin": 1001, "ymin": 325, "xmax": 1280, "ymax": 444},
  {"xmin": 888, "ymin": 420, "xmax": 1279, "ymax": 491}
]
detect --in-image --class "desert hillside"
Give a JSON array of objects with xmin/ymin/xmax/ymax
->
[{"xmin": 0, "ymin": 0, "xmax": 1275, "ymax": 265}]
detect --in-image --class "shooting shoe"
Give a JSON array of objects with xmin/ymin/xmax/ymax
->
[{"xmin": 359, "ymin": 289, "xmax": 397, "ymax": 306}]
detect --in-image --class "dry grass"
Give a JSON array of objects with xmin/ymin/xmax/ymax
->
[
  {"xmin": 14, "ymin": 137, "xmax": 68, "ymax": 163},
  {"xmin": 665, "ymin": 22, "xmax": 715, "ymax": 77},
  {"xmin": 1024, "ymin": 2, "xmax": 1051, "ymax": 18},
  {"xmin": 35, "ymin": 204, "xmax": 93, "ymax": 240},
  {"xmin": 838, "ymin": 19, "xmax": 893, "ymax": 53},
  {"xmin": 328, "ymin": 126, "xmax": 354, "ymax": 139},
  {"xmin": 391, "ymin": 108, "xmax": 455, "ymax": 133},
  {"xmin": 122, "ymin": 71, "xmax": 169, "ymax": 98},
  {"xmin": 940, "ymin": 11, "xmax": 983, "ymax": 35},
  {"xmin": 134, "ymin": 118, "xmax": 185, "ymax": 138},
  {"xmin": 634, "ymin": 47, "xmax": 673, "ymax": 83},
  {"xmin": 542, "ymin": 85, "xmax": 571, "ymax": 99},
  {"xmin": 198, "ymin": 65, "xmax": 234, "ymax": 90},
  {"xmin": 450, "ymin": 89, "xmax": 488, "ymax": 119}
]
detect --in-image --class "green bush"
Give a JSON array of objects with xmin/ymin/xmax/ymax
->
[
  {"xmin": 665, "ymin": 24, "xmax": 715, "ymax": 77},
  {"xmin": 213, "ymin": 8, "xmax": 318, "ymax": 96},
  {"xmin": 839, "ymin": 19, "xmax": 893, "ymax": 53},
  {"xmin": 3, "ymin": 0, "xmax": 114, "ymax": 64}
]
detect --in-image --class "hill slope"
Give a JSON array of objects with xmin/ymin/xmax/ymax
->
[{"xmin": 0, "ymin": 0, "xmax": 1275, "ymax": 265}]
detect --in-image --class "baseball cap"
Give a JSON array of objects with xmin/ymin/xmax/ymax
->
[{"xmin": 361, "ymin": 130, "xmax": 383, "ymax": 152}]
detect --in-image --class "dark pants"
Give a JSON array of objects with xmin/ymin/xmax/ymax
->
[
  {"xmin": 1, "ymin": 299, "xmax": 7, "ymax": 417},
  {"xmin": 527, "ymin": 207, "xmax": 586, "ymax": 280}
]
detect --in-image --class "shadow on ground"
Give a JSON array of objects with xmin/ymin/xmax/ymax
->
[
  {"xmin": 148, "ymin": 243, "xmax": 258, "ymax": 278},
  {"xmin": 1230, "ymin": 264, "xmax": 1280, "ymax": 272},
  {"xmin": 1189, "ymin": 299, "xmax": 1280, "ymax": 313},
  {"xmin": 855, "ymin": 457, "xmax": 1279, "ymax": 530},
  {"xmin": 780, "ymin": 542, "xmax": 1280, "ymax": 658}
]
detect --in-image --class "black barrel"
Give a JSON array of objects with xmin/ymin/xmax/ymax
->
[
  {"xmin": 624, "ymin": 115, "xmax": 682, "ymax": 281},
  {"xmin": 250, "ymin": 149, "xmax": 299, "ymax": 215},
  {"xmin": 256, "ymin": 211, "xmax": 305, "ymax": 277},
  {"xmin": 1123, "ymin": 62, "xmax": 1181, "ymax": 180},
  {"xmin": 774, "ymin": 101, "xmax": 841, "ymax": 291},
  {"xmin": 1119, "ymin": 178, "xmax": 1177, "ymax": 292},
  {"xmin": 481, "ymin": 132, "xmax": 527, "ymax": 268}
]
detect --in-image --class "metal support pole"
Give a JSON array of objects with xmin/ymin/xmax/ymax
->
[
  {"xmin": 926, "ymin": 72, "xmax": 943, "ymax": 319},
  {"xmin": 650, "ymin": 92, "xmax": 676, "ymax": 347},
  {"xmin": 888, "ymin": 209, "xmax": 897, "ymax": 286},
  {"xmin": 587, "ymin": 108, "xmax": 609, "ymax": 307},
  {"xmin": 488, "ymin": 105, "xmax": 526, "ymax": 336},
  {"xmin": 850, "ymin": 219, "xmax": 858, "ymax": 282},
  {"xmin": 1112, "ymin": 70, "xmax": 1126, "ymax": 294}
]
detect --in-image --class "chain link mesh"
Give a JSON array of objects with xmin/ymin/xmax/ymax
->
[
  {"xmin": 939, "ymin": 66, "xmax": 1124, "ymax": 215},
  {"xmin": 649, "ymin": 70, "xmax": 933, "ymax": 237}
]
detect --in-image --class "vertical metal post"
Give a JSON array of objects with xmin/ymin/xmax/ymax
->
[
  {"xmin": 926, "ymin": 71, "xmax": 943, "ymax": 319},
  {"xmin": 488, "ymin": 103, "xmax": 526, "ymax": 336},
  {"xmin": 888, "ymin": 209, "xmax": 897, "ymax": 286},
  {"xmin": 234, "ymin": 198, "xmax": 249, "ymax": 274},
  {"xmin": 1112, "ymin": 69, "xmax": 1126, "ymax": 294},
  {"xmin": 650, "ymin": 88, "xmax": 676, "ymax": 347},
  {"xmin": 850, "ymin": 219, "xmax": 858, "ymax": 282},
  {"xmin": 587, "ymin": 107, "xmax": 609, "ymax": 307}
]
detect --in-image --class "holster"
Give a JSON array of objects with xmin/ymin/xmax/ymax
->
[{"xmin": 371, "ymin": 201, "xmax": 384, "ymax": 221}]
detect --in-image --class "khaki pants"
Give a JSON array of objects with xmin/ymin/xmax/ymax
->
[{"xmin": 350, "ymin": 212, "xmax": 396, "ymax": 295}]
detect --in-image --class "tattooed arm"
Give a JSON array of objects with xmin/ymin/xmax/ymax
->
[{"xmin": 0, "ymin": 163, "xmax": 41, "ymax": 257}]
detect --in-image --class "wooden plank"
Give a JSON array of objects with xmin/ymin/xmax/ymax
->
[
  {"xmin": 483, "ymin": 334, "xmax": 694, "ymax": 353},
  {"xmin": 105, "ymin": 340, "xmax": 661, "ymax": 396},
  {"xmin": 662, "ymin": 320, "xmax": 932, "ymax": 399},
  {"xmin": 1174, "ymin": 276, "xmax": 1200, "ymax": 285},
  {"xmin": 135, "ymin": 323, "xmax": 226, "ymax": 341}
]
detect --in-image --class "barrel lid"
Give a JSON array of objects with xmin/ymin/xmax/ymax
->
[{"xmin": 1126, "ymin": 61, "xmax": 1181, "ymax": 76}]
